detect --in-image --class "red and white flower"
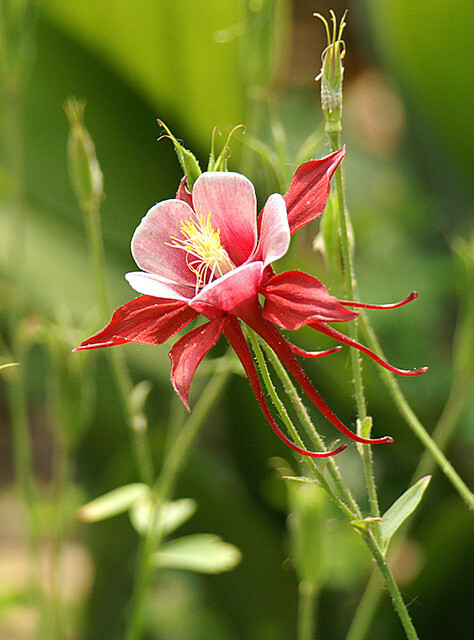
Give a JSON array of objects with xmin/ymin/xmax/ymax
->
[{"xmin": 76, "ymin": 149, "xmax": 426, "ymax": 457}]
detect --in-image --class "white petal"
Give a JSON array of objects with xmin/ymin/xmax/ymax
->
[{"xmin": 125, "ymin": 272, "xmax": 192, "ymax": 300}]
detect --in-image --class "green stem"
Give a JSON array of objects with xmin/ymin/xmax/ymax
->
[
  {"xmin": 2, "ymin": 36, "xmax": 49, "ymax": 638},
  {"xmin": 260, "ymin": 339, "xmax": 361, "ymax": 519},
  {"xmin": 361, "ymin": 532, "xmax": 419, "ymax": 640},
  {"xmin": 327, "ymin": 130, "xmax": 381, "ymax": 539},
  {"xmin": 248, "ymin": 329, "xmax": 357, "ymax": 519},
  {"xmin": 81, "ymin": 202, "xmax": 154, "ymax": 485},
  {"xmin": 251, "ymin": 332, "xmax": 418, "ymax": 638},
  {"xmin": 124, "ymin": 354, "xmax": 234, "ymax": 640},
  {"xmin": 359, "ymin": 313, "xmax": 474, "ymax": 511},
  {"xmin": 345, "ymin": 570, "xmax": 384, "ymax": 640},
  {"xmin": 298, "ymin": 581, "xmax": 318, "ymax": 640},
  {"xmin": 49, "ymin": 435, "xmax": 69, "ymax": 640},
  {"xmin": 345, "ymin": 371, "xmax": 472, "ymax": 640}
]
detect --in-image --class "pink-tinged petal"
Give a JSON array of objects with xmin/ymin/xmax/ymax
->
[
  {"xmin": 223, "ymin": 316, "xmax": 347, "ymax": 458},
  {"xmin": 259, "ymin": 193, "xmax": 290, "ymax": 267},
  {"xmin": 341, "ymin": 291, "xmax": 418, "ymax": 310},
  {"xmin": 191, "ymin": 261, "xmax": 264, "ymax": 316},
  {"xmin": 284, "ymin": 148, "xmax": 345, "ymax": 235},
  {"xmin": 239, "ymin": 304, "xmax": 393, "ymax": 445},
  {"xmin": 176, "ymin": 176, "xmax": 193, "ymax": 207},
  {"xmin": 125, "ymin": 272, "xmax": 193, "ymax": 300},
  {"xmin": 74, "ymin": 296, "xmax": 198, "ymax": 351},
  {"xmin": 170, "ymin": 316, "xmax": 226, "ymax": 410},
  {"xmin": 192, "ymin": 172, "xmax": 257, "ymax": 266},
  {"xmin": 131, "ymin": 199, "xmax": 197, "ymax": 285},
  {"xmin": 311, "ymin": 322, "xmax": 429, "ymax": 377},
  {"xmin": 262, "ymin": 270, "xmax": 357, "ymax": 330}
]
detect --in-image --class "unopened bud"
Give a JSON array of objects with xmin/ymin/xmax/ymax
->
[
  {"xmin": 314, "ymin": 10, "xmax": 347, "ymax": 132},
  {"xmin": 65, "ymin": 98, "xmax": 104, "ymax": 210},
  {"xmin": 158, "ymin": 120, "xmax": 201, "ymax": 191}
]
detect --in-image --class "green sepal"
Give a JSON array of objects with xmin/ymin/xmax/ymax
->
[
  {"xmin": 157, "ymin": 119, "xmax": 201, "ymax": 190},
  {"xmin": 213, "ymin": 124, "xmax": 245, "ymax": 172}
]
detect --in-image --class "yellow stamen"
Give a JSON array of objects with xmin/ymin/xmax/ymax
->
[{"xmin": 167, "ymin": 213, "xmax": 235, "ymax": 291}]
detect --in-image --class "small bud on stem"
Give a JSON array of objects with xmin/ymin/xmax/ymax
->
[
  {"xmin": 314, "ymin": 10, "xmax": 347, "ymax": 134},
  {"xmin": 64, "ymin": 97, "xmax": 104, "ymax": 210}
]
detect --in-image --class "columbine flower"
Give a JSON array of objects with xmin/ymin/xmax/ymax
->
[{"xmin": 75, "ymin": 149, "xmax": 427, "ymax": 457}]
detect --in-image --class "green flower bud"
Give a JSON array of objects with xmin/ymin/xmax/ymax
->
[
  {"xmin": 64, "ymin": 97, "xmax": 104, "ymax": 210},
  {"xmin": 157, "ymin": 120, "xmax": 201, "ymax": 191},
  {"xmin": 314, "ymin": 10, "xmax": 347, "ymax": 132}
]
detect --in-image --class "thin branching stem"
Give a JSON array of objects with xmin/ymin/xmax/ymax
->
[{"xmin": 124, "ymin": 353, "xmax": 234, "ymax": 640}]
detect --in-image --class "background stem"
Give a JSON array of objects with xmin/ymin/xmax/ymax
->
[{"xmin": 124, "ymin": 354, "xmax": 233, "ymax": 640}]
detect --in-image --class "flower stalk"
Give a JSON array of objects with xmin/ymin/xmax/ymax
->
[
  {"xmin": 124, "ymin": 352, "xmax": 234, "ymax": 640},
  {"xmin": 315, "ymin": 11, "xmax": 382, "ymax": 542}
]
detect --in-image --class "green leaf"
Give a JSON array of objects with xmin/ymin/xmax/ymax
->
[
  {"xmin": 152, "ymin": 534, "xmax": 241, "ymax": 574},
  {"xmin": 381, "ymin": 476, "xmax": 431, "ymax": 550},
  {"xmin": 78, "ymin": 483, "xmax": 150, "ymax": 522},
  {"xmin": 129, "ymin": 497, "xmax": 197, "ymax": 537}
]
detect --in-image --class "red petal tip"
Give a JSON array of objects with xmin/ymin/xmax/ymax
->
[
  {"xmin": 286, "ymin": 341, "xmax": 343, "ymax": 359},
  {"xmin": 356, "ymin": 434, "xmax": 394, "ymax": 445},
  {"xmin": 341, "ymin": 291, "xmax": 419, "ymax": 310}
]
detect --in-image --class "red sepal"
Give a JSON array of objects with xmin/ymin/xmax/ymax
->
[
  {"xmin": 74, "ymin": 296, "xmax": 198, "ymax": 351},
  {"xmin": 284, "ymin": 148, "xmax": 345, "ymax": 235},
  {"xmin": 262, "ymin": 270, "xmax": 357, "ymax": 330},
  {"xmin": 239, "ymin": 302, "xmax": 393, "ymax": 445},
  {"xmin": 311, "ymin": 321, "xmax": 429, "ymax": 377},
  {"xmin": 223, "ymin": 316, "xmax": 346, "ymax": 458},
  {"xmin": 176, "ymin": 176, "xmax": 193, "ymax": 207},
  {"xmin": 169, "ymin": 316, "xmax": 226, "ymax": 410}
]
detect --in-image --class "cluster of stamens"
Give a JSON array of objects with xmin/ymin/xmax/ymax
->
[{"xmin": 167, "ymin": 213, "xmax": 235, "ymax": 292}]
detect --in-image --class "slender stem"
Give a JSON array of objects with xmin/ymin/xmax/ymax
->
[
  {"xmin": 345, "ymin": 371, "xmax": 472, "ymax": 640},
  {"xmin": 49, "ymin": 435, "xmax": 69, "ymax": 640},
  {"xmin": 252, "ymin": 333, "xmax": 419, "ymax": 638},
  {"xmin": 327, "ymin": 130, "xmax": 381, "ymax": 539},
  {"xmin": 298, "ymin": 581, "xmax": 318, "ymax": 640},
  {"xmin": 124, "ymin": 354, "xmax": 234, "ymax": 640},
  {"xmin": 248, "ymin": 330, "xmax": 357, "ymax": 519},
  {"xmin": 260, "ymin": 339, "xmax": 361, "ymax": 519},
  {"xmin": 345, "ymin": 570, "xmax": 384, "ymax": 640},
  {"xmin": 2, "ymin": 32, "xmax": 49, "ymax": 638},
  {"xmin": 81, "ymin": 202, "xmax": 154, "ymax": 485},
  {"xmin": 361, "ymin": 532, "xmax": 419, "ymax": 640},
  {"xmin": 359, "ymin": 313, "xmax": 474, "ymax": 511}
]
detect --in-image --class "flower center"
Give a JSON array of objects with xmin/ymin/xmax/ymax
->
[{"xmin": 168, "ymin": 213, "xmax": 235, "ymax": 291}]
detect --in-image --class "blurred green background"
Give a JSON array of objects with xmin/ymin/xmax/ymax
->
[{"xmin": 1, "ymin": 1, "xmax": 472, "ymax": 639}]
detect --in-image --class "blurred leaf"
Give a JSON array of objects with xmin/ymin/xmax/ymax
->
[
  {"xmin": 41, "ymin": 0, "xmax": 244, "ymax": 147},
  {"xmin": 78, "ymin": 482, "xmax": 150, "ymax": 522},
  {"xmin": 287, "ymin": 481, "xmax": 325, "ymax": 586},
  {"xmin": 381, "ymin": 476, "xmax": 431, "ymax": 551},
  {"xmin": 366, "ymin": 0, "xmax": 474, "ymax": 191},
  {"xmin": 129, "ymin": 497, "xmax": 197, "ymax": 537},
  {"xmin": 153, "ymin": 534, "xmax": 241, "ymax": 574}
]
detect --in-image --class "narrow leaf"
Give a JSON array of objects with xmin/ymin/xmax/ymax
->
[
  {"xmin": 129, "ymin": 498, "xmax": 197, "ymax": 536},
  {"xmin": 78, "ymin": 483, "xmax": 150, "ymax": 522},
  {"xmin": 152, "ymin": 534, "xmax": 241, "ymax": 574},
  {"xmin": 381, "ymin": 476, "xmax": 431, "ymax": 550}
]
